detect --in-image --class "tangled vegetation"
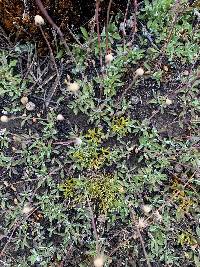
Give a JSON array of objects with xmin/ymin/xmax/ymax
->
[{"xmin": 0, "ymin": 0, "xmax": 200, "ymax": 266}]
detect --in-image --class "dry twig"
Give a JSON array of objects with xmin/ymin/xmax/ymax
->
[{"xmin": 95, "ymin": 0, "xmax": 103, "ymax": 69}]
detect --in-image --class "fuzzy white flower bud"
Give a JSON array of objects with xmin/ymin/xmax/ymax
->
[
  {"xmin": 135, "ymin": 67, "xmax": 144, "ymax": 76},
  {"xmin": 66, "ymin": 81, "xmax": 80, "ymax": 93},
  {"xmin": 105, "ymin": 53, "xmax": 114, "ymax": 65},
  {"xmin": 34, "ymin": 15, "xmax": 44, "ymax": 26},
  {"xmin": 0, "ymin": 115, "xmax": 9, "ymax": 123},
  {"xmin": 94, "ymin": 255, "xmax": 105, "ymax": 267},
  {"xmin": 165, "ymin": 98, "xmax": 173, "ymax": 105},
  {"xmin": 56, "ymin": 114, "xmax": 65, "ymax": 121},
  {"xmin": 22, "ymin": 204, "xmax": 33, "ymax": 215}
]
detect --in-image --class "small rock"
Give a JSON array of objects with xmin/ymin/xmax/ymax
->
[
  {"xmin": 26, "ymin": 102, "xmax": 35, "ymax": 111},
  {"xmin": 180, "ymin": 173, "xmax": 188, "ymax": 182},
  {"xmin": 56, "ymin": 114, "xmax": 65, "ymax": 121},
  {"xmin": 174, "ymin": 163, "xmax": 183, "ymax": 173},
  {"xmin": 131, "ymin": 95, "xmax": 140, "ymax": 104},
  {"xmin": 20, "ymin": 96, "xmax": 29, "ymax": 105}
]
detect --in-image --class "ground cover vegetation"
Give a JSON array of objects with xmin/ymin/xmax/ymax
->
[{"xmin": 0, "ymin": 0, "xmax": 200, "ymax": 266}]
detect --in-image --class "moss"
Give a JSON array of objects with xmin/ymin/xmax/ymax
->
[
  {"xmin": 111, "ymin": 116, "xmax": 133, "ymax": 136},
  {"xmin": 71, "ymin": 128, "xmax": 110, "ymax": 170},
  {"xmin": 85, "ymin": 128, "xmax": 105, "ymax": 144},
  {"xmin": 59, "ymin": 174, "xmax": 124, "ymax": 213}
]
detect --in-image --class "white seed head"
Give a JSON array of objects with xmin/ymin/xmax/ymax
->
[
  {"xmin": 105, "ymin": 53, "xmax": 114, "ymax": 64},
  {"xmin": 66, "ymin": 81, "xmax": 80, "ymax": 93},
  {"xmin": 94, "ymin": 255, "xmax": 105, "ymax": 267},
  {"xmin": 0, "ymin": 115, "xmax": 9, "ymax": 123},
  {"xmin": 74, "ymin": 137, "xmax": 82, "ymax": 146},
  {"xmin": 137, "ymin": 217, "xmax": 147, "ymax": 229},
  {"xmin": 22, "ymin": 204, "xmax": 33, "ymax": 215},
  {"xmin": 56, "ymin": 114, "xmax": 65, "ymax": 121},
  {"xmin": 26, "ymin": 102, "xmax": 35, "ymax": 111},
  {"xmin": 142, "ymin": 204, "xmax": 152, "ymax": 214},
  {"xmin": 135, "ymin": 67, "xmax": 144, "ymax": 76},
  {"xmin": 34, "ymin": 15, "xmax": 44, "ymax": 26},
  {"xmin": 165, "ymin": 98, "xmax": 172, "ymax": 105},
  {"xmin": 21, "ymin": 96, "xmax": 29, "ymax": 105}
]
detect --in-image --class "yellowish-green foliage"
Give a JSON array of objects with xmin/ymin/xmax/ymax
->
[
  {"xmin": 59, "ymin": 174, "xmax": 124, "ymax": 212},
  {"xmin": 85, "ymin": 128, "xmax": 105, "ymax": 144},
  {"xmin": 71, "ymin": 128, "xmax": 111, "ymax": 170},
  {"xmin": 171, "ymin": 178, "xmax": 197, "ymax": 218},
  {"xmin": 111, "ymin": 116, "xmax": 132, "ymax": 136},
  {"xmin": 177, "ymin": 231, "xmax": 197, "ymax": 247},
  {"xmin": 71, "ymin": 143, "xmax": 111, "ymax": 170}
]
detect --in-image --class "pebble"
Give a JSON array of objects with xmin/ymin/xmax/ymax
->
[{"xmin": 26, "ymin": 102, "xmax": 35, "ymax": 111}]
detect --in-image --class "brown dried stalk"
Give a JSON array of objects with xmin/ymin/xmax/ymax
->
[
  {"xmin": 38, "ymin": 25, "xmax": 61, "ymax": 106},
  {"xmin": 130, "ymin": 209, "xmax": 152, "ymax": 267},
  {"xmin": 106, "ymin": 0, "xmax": 113, "ymax": 53},
  {"xmin": 86, "ymin": 195, "xmax": 100, "ymax": 254},
  {"xmin": 35, "ymin": 0, "xmax": 75, "ymax": 62},
  {"xmin": 95, "ymin": 0, "xmax": 103, "ymax": 69}
]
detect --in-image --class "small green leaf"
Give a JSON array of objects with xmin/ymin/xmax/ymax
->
[{"xmin": 80, "ymin": 27, "xmax": 89, "ymax": 40}]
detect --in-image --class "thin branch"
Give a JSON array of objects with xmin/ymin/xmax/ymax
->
[
  {"xmin": 106, "ymin": 0, "xmax": 113, "ymax": 53},
  {"xmin": 35, "ymin": 0, "xmax": 75, "ymax": 62},
  {"xmin": 86, "ymin": 195, "xmax": 100, "ymax": 254},
  {"xmin": 122, "ymin": 0, "xmax": 131, "ymax": 50},
  {"xmin": 132, "ymin": 0, "xmax": 138, "ymax": 35},
  {"xmin": 39, "ymin": 25, "xmax": 60, "ymax": 107},
  {"xmin": 95, "ymin": 0, "xmax": 103, "ymax": 69},
  {"xmin": 130, "ymin": 209, "xmax": 152, "ymax": 267}
]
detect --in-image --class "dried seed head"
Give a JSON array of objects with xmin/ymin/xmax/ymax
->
[
  {"xmin": 34, "ymin": 15, "xmax": 44, "ymax": 26},
  {"xmin": 135, "ymin": 67, "xmax": 144, "ymax": 76},
  {"xmin": 21, "ymin": 96, "xmax": 29, "ymax": 105},
  {"xmin": 165, "ymin": 98, "xmax": 173, "ymax": 105},
  {"xmin": 66, "ymin": 81, "xmax": 80, "ymax": 93},
  {"xmin": 26, "ymin": 102, "xmax": 35, "ymax": 111},
  {"xmin": 105, "ymin": 53, "xmax": 114, "ymax": 65},
  {"xmin": 22, "ymin": 204, "xmax": 33, "ymax": 215},
  {"xmin": 94, "ymin": 255, "xmax": 105, "ymax": 267},
  {"xmin": 142, "ymin": 205, "xmax": 152, "ymax": 214},
  {"xmin": 0, "ymin": 115, "xmax": 9, "ymax": 123},
  {"xmin": 137, "ymin": 217, "xmax": 148, "ymax": 229},
  {"xmin": 56, "ymin": 114, "xmax": 65, "ymax": 121}
]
